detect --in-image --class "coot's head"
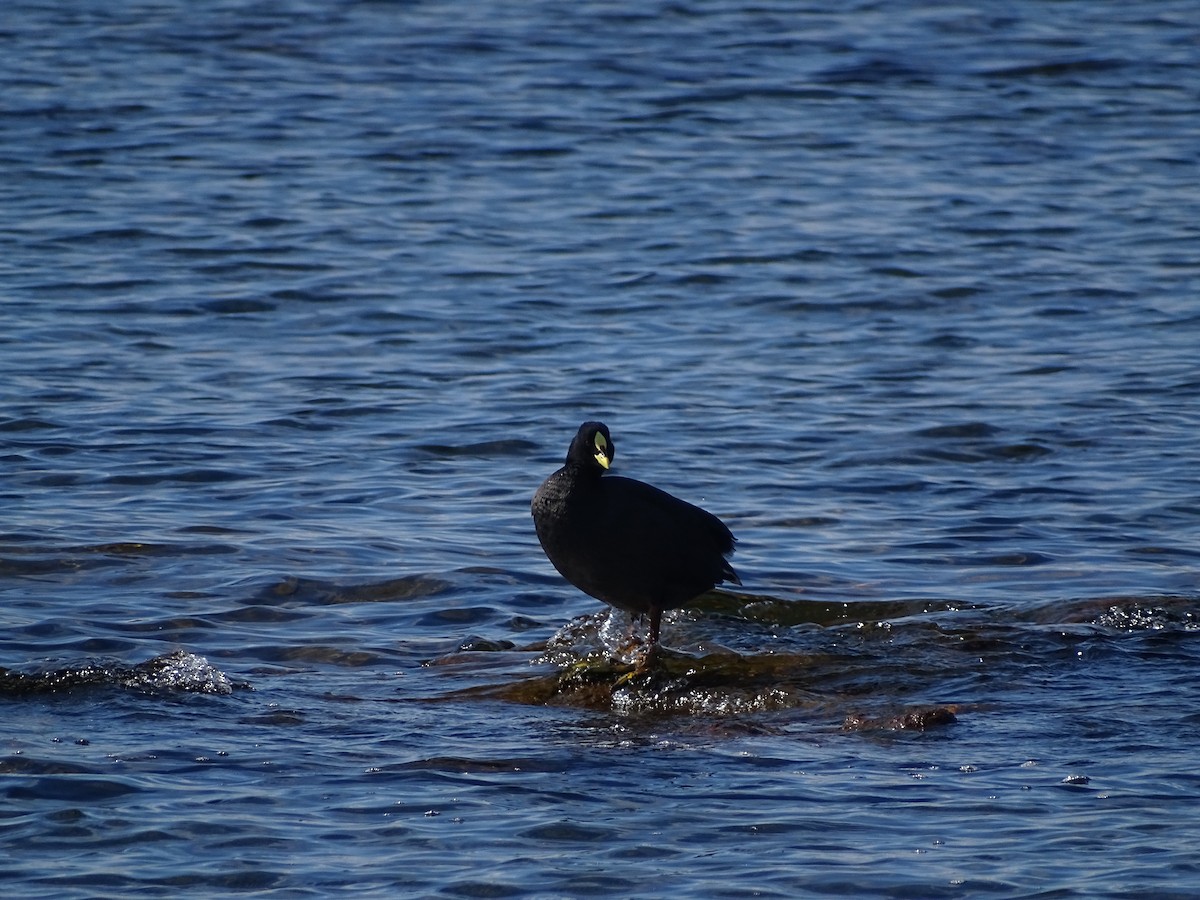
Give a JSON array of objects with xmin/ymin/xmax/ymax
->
[{"xmin": 566, "ymin": 420, "xmax": 613, "ymax": 472}]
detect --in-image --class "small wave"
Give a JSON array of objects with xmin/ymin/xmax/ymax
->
[
  {"xmin": 0, "ymin": 650, "xmax": 240, "ymax": 698},
  {"xmin": 261, "ymin": 573, "xmax": 454, "ymax": 606},
  {"xmin": 1092, "ymin": 600, "xmax": 1200, "ymax": 632},
  {"xmin": 1021, "ymin": 594, "xmax": 1200, "ymax": 631}
]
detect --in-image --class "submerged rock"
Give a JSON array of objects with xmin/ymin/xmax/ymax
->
[{"xmin": 842, "ymin": 706, "xmax": 959, "ymax": 732}]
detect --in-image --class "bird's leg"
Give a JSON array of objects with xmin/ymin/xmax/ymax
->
[
  {"xmin": 619, "ymin": 609, "xmax": 663, "ymax": 678},
  {"xmin": 613, "ymin": 608, "xmax": 664, "ymax": 685}
]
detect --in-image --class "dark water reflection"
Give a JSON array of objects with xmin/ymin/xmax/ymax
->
[{"xmin": 5, "ymin": 0, "xmax": 1200, "ymax": 896}]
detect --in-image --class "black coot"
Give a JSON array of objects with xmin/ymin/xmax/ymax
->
[{"xmin": 531, "ymin": 421, "xmax": 740, "ymax": 646}]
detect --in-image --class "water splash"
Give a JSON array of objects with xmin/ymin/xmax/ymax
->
[{"xmin": 0, "ymin": 650, "xmax": 240, "ymax": 697}]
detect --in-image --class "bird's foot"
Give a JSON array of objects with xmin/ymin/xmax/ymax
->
[{"xmin": 611, "ymin": 642, "xmax": 660, "ymax": 687}]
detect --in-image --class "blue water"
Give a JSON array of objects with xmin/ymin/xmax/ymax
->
[{"xmin": 3, "ymin": 0, "xmax": 1200, "ymax": 896}]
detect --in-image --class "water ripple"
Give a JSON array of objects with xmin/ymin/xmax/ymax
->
[{"xmin": 3, "ymin": 0, "xmax": 1199, "ymax": 896}]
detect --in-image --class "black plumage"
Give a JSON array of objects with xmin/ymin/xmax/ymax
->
[{"xmin": 531, "ymin": 421, "xmax": 740, "ymax": 646}]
